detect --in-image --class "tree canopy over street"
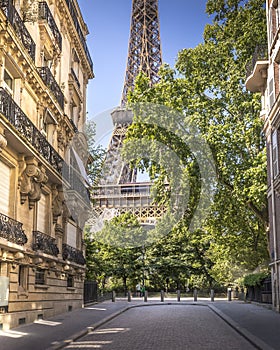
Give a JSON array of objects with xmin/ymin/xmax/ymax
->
[{"xmin": 86, "ymin": 0, "xmax": 270, "ymax": 292}]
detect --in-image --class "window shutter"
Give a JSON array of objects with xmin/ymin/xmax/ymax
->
[
  {"xmin": 37, "ymin": 194, "xmax": 47, "ymax": 233},
  {"xmin": 268, "ymin": 77, "xmax": 275, "ymax": 110},
  {"xmin": 272, "ymin": 130, "xmax": 279, "ymax": 178},
  {"xmin": 67, "ymin": 222, "xmax": 77, "ymax": 248},
  {"xmin": 0, "ymin": 160, "xmax": 10, "ymax": 215}
]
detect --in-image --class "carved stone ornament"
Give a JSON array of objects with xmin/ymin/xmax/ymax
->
[
  {"xmin": 19, "ymin": 156, "xmax": 48, "ymax": 209},
  {"xmin": 52, "ymin": 185, "xmax": 64, "ymax": 223}
]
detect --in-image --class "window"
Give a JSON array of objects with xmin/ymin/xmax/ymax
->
[
  {"xmin": 272, "ymin": 129, "xmax": 279, "ymax": 179},
  {"xmin": 72, "ymin": 49, "xmax": 80, "ymax": 76},
  {"xmin": 0, "ymin": 160, "xmax": 10, "ymax": 216},
  {"xmin": 18, "ymin": 265, "xmax": 28, "ymax": 291},
  {"xmin": 67, "ymin": 275, "xmax": 74, "ymax": 288},
  {"xmin": 37, "ymin": 193, "xmax": 49, "ymax": 233},
  {"xmin": 35, "ymin": 268, "xmax": 45, "ymax": 285},
  {"xmin": 268, "ymin": 64, "xmax": 275, "ymax": 110},
  {"xmin": 3, "ymin": 69, "xmax": 13, "ymax": 94},
  {"xmin": 67, "ymin": 222, "xmax": 77, "ymax": 248}
]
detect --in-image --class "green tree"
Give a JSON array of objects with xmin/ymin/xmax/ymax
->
[
  {"xmin": 87, "ymin": 213, "xmax": 145, "ymax": 292},
  {"xmin": 85, "ymin": 119, "xmax": 106, "ymax": 187},
  {"xmin": 124, "ymin": 0, "xmax": 269, "ymax": 280}
]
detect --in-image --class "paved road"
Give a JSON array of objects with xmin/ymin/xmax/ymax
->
[
  {"xmin": 65, "ymin": 304, "xmax": 257, "ymax": 350},
  {"xmin": 0, "ymin": 301, "xmax": 130, "ymax": 350}
]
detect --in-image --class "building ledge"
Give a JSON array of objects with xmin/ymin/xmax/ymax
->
[{"xmin": 245, "ymin": 60, "xmax": 269, "ymax": 92}]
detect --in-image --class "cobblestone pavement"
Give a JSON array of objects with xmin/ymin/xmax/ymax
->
[{"xmin": 65, "ymin": 304, "xmax": 257, "ymax": 350}]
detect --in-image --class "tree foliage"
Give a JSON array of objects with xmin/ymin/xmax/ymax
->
[
  {"xmin": 86, "ymin": 0, "xmax": 269, "ymax": 291},
  {"xmin": 123, "ymin": 0, "xmax": 269, "ymax": 281}
]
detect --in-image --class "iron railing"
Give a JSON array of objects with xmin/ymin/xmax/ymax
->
[
  {"xmin": 62, "ymin": 243, "xmax": 86, "ymax": 265},
  {"xmin": 0, "ymin": 212, "xmax": 27, "ymax": 245},
  {"xmin": 38, "ymin": 1, "xmax": 62, "ymax": 50},
  {"xmin": 246, "ymin": 44, "xmax": 268, "ymax": 78},
  {"xmin": 33, "ymin": 230, "xmax": 59, "ymax": 256},
  {"xmin": 70, "ymin": 68, "xmax": 80, "ymax": 89},
  {"xmin": 0, "ymin": 88, "xmax": 89, "ymax": 203},
  {"xmin": 0, "ymin": 0, "xmax": 35, "ymax": 60},
  {"xmin": 0, "ymin": 87, "xmax": 63, "ymax": 174},
  {"xmin": 37, "ymin": 67, "xmax": 64, "ymax": 110},
  {"xmin": 65, "ymin": 0, "xmax": 93, "ymax": 71}
]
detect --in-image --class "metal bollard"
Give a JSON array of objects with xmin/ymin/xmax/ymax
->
[
  {"xmin": 194, "ymin": 288, "xmax": 198, "ymax": 302},
  {"xmin": 160, "ymin": 290, "xmax": 164, "ymax": 302},
  {"xmin": 144, "ymin": 290, "xmax": 148, "ymax": 302},
  {"xmin": 112, "ymin": 290, "xmax": 116, "ymax": 302},
  {"xmin": 210, "ymin": 289, "xmax": 215, "ymax": 302},
  {"xmin": 127, "ymin": 291, "xmax": 131, "ymax": 302},
  {"xmin": 228, "ymin": 289, "xmax": 232, "ymax": 301},
  {"xmin": 177, "ymin": 290, "xmax": 180, "ymax": 302}
]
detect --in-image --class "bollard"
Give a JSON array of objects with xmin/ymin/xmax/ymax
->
[
  {"xmin": 177, "ymin": 290, "xmax": 181, "ymax": 302},
  {"xmin": 112, "ymin": 290, "xmax": 116, "ymax": 302},
  {"xmin": 144, "ymin": 290, "xmax": 148, "ymax": 302},
  {"xmin": 228, "ymin": 289, "xmax": 232, "ymax": 301},
  {"xmin": 194, "ymin": 288, "xmax": 198, "ymax": 302},
  {"xmin": 210, "ymin": 289, "xmax": 215, "ymax": 302},
  {"xmin": 160, "ymin": 290, "xmax": 164, "ymax": 302},
  {"xmin": 127, "ymin": 291, "xmax": 131, "ymax": 302}
]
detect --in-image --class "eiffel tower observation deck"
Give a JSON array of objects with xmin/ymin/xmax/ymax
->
[{"xmin": 91, "ymin": 0, "xmax": 165, "ymax": 231}]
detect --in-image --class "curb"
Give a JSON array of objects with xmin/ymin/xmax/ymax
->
[
  {"xmin": 46, "ymin": 304, "xmax": 135, "ymax": 350},
  {"xmin": 208, "ymin": 304, "xmax": 275, "ymax": 350},
  {"xmin": 47, "ymin": 301, "xmax": 275, "ymax": 350}
]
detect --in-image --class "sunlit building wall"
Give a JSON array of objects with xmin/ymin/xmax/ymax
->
[{"xmin": 0, "ymin": 0, "xmax": 93, "ymax": 329}]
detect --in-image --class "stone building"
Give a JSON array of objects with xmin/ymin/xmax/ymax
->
[
  {"xmin": 246, "ymin": 0, "xmax": 280, "ymax": 311},
  {"xmin": 0, "ymin": 0, "xmax": 93, "ymax": 329}
]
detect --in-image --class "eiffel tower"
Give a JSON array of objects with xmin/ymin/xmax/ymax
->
[{"xmin": 92, "ymin": 0, "xmax": 164, "ymax": 230}]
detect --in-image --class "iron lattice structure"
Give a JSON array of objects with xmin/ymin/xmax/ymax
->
[
  {"xmin": 91, "ymin": 0, "xmax": 163, "ymax": 230},
  {"xmin": 100, "ymin": 0, "xmax": 162, "ymax": 185},
  {"xmin": 121, "ymin": 0, "xmax": 162, "ymax": 107}
]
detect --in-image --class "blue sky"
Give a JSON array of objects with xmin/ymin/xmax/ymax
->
[{"xmin": 78, "ymin": 0, "xmax": 210, "ymax": 117}]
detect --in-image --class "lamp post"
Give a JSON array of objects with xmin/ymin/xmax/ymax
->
[{"xmin": 142, "ymin": 244, "xmax": 146, "ymax": 287}]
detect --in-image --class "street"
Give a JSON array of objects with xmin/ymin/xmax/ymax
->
[{"xmin": 65, "ymin": 304, "xmax": 257, "ymax": 350}]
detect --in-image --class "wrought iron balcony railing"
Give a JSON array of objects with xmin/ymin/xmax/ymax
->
[
  {"xmin": 70, "ymin": 68, "xmax": 81, "ymax": 89},
  {"xmin": 0, "ymin": 212, "xmax": 27, "ymax": 245},
  {"xmin": 33, "ymin": 230, "xmax": 59, "ymax": 256},
  {"xmin": 65, "ymin": 0, "xmax": 93, "ymax": 71},
  {"xmin": 38, "ymin": 1, "xmax": 62, "ymax": 50},
  {"xmin": 246, "ymin": 44, "xmax": 267, "ymax": 78},
  {"xmin": 62, "ymin": 243, "xmax": 86, "ymax": 265},
  {"xmin": 0, "ymin": 87, "xmax": 63, "ymax": 175},
  {"xmin": 38, "ymin": 67, "xmax": 64, "ymax": 110},
  {"xmin": 0, "ymin": 0, "xmax": 36, "ymax": 61},
  {"xmin": 0, "ymin": 88, "xmax": 89, "ymax": 202}
]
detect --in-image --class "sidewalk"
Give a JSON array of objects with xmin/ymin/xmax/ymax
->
[{"xmin": 0, "ymin": 298, "xmax": 279, "ymax": 350}]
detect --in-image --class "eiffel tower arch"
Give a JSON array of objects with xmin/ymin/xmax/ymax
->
[{"xmin": 90, "ymin": 0, "xmax": 165, "ymax": 232}]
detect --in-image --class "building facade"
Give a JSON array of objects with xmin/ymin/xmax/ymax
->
[
  {"xmin": 246, "ymin": 0, "xmax": 280, "ymax": 311},
  {"xmin": 0, "ymin": 0, "xmax": 93, "ymax": 329}
]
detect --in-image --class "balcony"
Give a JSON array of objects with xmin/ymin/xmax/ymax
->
[
  {"xmin": 0, "ymin": 87, "xmax": 63, "ymax": 175},
  {"xmin": 0, "ymin": 212, "xmax": 27, "ymax": 245},
  {"xmin": 0, "ymin": 88, "xmax": 89, "ymax": 202},
  {"xmin": 38, "ymin": 67, "xmax": 64, "ymax": 110},
  {"xmin": 33, "ymin": 231, "xmax": 59, "ymax": 256},
  {"xmin": 38, "ymin": 1, "xmax": 62, "ymax": 50},
  {"xmin": 62, "ymin": 243, "xmax": 86, "ymax": 265},
  {"xmin": 245, "ymin": 45, "xmax": 268, "ymax": 92},
  {"xmin": 0, "ymin": 0, "xmax": 36, "ymax": 61},
  {"xmin": 64, "ymin": 0, "xmax": 93, "ymax": 72}
]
